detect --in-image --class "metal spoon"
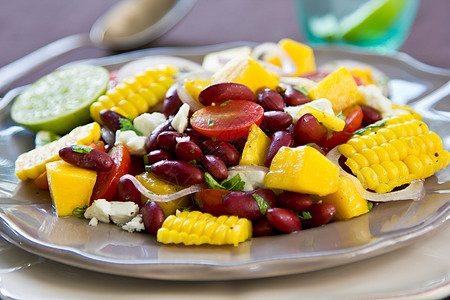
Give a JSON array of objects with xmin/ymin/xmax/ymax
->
[{"xmin": 0, "ymin": 0, "xmax": 196, "ymax": 96}]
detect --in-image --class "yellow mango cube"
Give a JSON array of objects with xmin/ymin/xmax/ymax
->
[
  {"xmin": 239, "ymin": 124, "xmax": 271, "ymax": 166},
  {"xmin": 308, "ymin": 67, "xmax": 361, "ymax": 113},
  {"xmin": 211, "ymin": 55, "xmax": 278, "ymax": 93},
  {"xmin": 46, "ymin": 161, "xmax": 97, "ymax": 217},
  {"xmin": 297, "ymin": 106, "xmax": 346, "ymax": 132},
  {"xmin": 321, "ymin": 176, "xmax": 370, "ymax": 221},
  {"xmin": 184, "ymin": 79, "xmax": 211, "ymax": 102},
  {"xmin": 349, "ymin": 69, "xmax": 376, "ymax": 86},
  {"xmin": 264, "ymin": 146, "xmax": 339, "ymax": 196},
  {"xmin": 277, "ymin": 38, "xmax": 316, "ymax": 76}
]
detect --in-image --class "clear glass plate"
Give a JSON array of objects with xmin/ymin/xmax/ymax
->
[{"xmin": 0, "ymin": 43, "xmax": 449, "ymax": 280}]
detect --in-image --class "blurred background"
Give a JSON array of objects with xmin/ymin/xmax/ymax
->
[{"xmin": 0, "ymin": 0, "xmax": 449, "ymax": 90}]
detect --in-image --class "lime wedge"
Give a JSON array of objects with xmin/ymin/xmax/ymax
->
[
  {"xmin": 11, "ymin": 65, "xmax": 109, "ymax": 134},
  {"xmin": 340, "ymin": 0, "xmax": 406, "ymax": 41}
]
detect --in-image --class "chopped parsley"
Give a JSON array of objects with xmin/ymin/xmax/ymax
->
[
  {"xmin": 219, "ymin": 100, "xmax": 232, "ymax": 107},
  {"xmin": 208, "ymin": 120, "xmax": 214, "ymax": 126},
  {"xmin": 351, "ymin": 120, "xmax": 387, "ymax": 136},
  {"xmin": 71, "ymin": 145, "xmax": 93, "ymax": 154},
  {"xmin": 252, "ymin": 193, "xmax": 270, "ymax": 215},
  {"xmin": 72, "ymin": 205, "xmax": 88, "ymax": 218},
  {"xmin": 204, "ymin": 172, "xmax": 246, "ymax": 191},
  {"xmin": 119, "ymin": 116, "xmax": 143, "ymax": 136},
  {"xmin": 297, "ymin": 211, "xmax": 312, "ymax": 220},
  {"xmin": 293, "ymin": 86, "xmax": 309, "ymax": 96}
]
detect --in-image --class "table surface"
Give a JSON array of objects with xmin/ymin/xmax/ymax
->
[{"xmin": 0, "ymin": 1, "xmax": 449, "ymax": 299}]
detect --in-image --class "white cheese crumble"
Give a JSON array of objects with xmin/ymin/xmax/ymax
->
[
  {"xmin": 115, "ymin": 130, "xmax": 147, "ymax": 156},
  {"xmin": 278, "ymin": 77, "xmax": 317, "ymax": 91},
  {"xmin": 358, "ymin": 84, "xmax": 397, "ymax": 118},
  {"xmin": 171, "ymin": 103, "xmax": 190, "ymax": 133},
  {"xmin": 227, "ymin": 169, "xmax": 267, "ymax": 191},
  {"xmin": 284, "ymin": 98, "xmax": 335, "ymax": 122},
  {"xmin": 109, "ymin": 202, "xmax": 140, "ymax": 225},
  {"xmin": 88, "ymin": 217, "xmax": 98, "ymax": 227},
  {"xmin": 122, "ymin": 214, "xmax": 145, "ymax": 233},
  {"xmin": 133, "ymin": 112, "xmax": 167, "ymax": 137},
  {"xmin": 84, "ymin": 200, "xmax": 140, "ymax": 229},
  {"xmin": 84, "ymin": 199, "xmax": 111, "ymax": 223},
  {"xmin": 175, "ymin": 136, "xmax": 190, "ymax": 143}
]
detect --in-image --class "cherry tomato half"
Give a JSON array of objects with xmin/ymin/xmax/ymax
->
[
  {"xmin": 190, "ymin": 100, "xmax": 264, "ymax": 141},
  {"xmin": 322, "ymin": 105, "xmax": 363, "ymax": 150}
]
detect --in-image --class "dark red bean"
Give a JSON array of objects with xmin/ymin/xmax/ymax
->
[
  {"xmin": 266, "ymin": 207, "xmax": 302, "ymax": 233},
  {"xmin": 99, "ymin": 109, "xmax": 126, "ymax": 132},
  {"xmin": 252, "ymin": 218, "xmax": 274, "ymax": 237},
  {"xmin": 59, "ymin": 146, "xmax": 114, "ymax": 172},
  {"xmin": 256, "ymin": 88, "xmax": 285, "ymax": 111},
  {"xmin": 308, "ymin": 203, "xmax": 336, "ymax": 227},
  {"xmin": 157, "ymin": 131, "xmax": 188, "ymax": 152},
  {"xmin": 150, "ymin": 160, "xmax": 204, "ymax": 186},
  {"xmin": 198, "ymin": 82, "xmax": 255, "ymax": 106},
  {"xmin": 145, "ymin": 118, "xmax": 174, "ymax": 152},
  {"xmin": 277, "ymin": 192, "xmax": 313, "ymax": 212},
  {"xmin": 293, "ymin": 113, "xmax": 328, "ymax": 145},
  {"xmin": 223, "ymin": 189, "xmax": 277, "ymax": 220},
  {"xmin": 265, "ymin": 130, "xmax": 294, "ymax": 167},
  {"xmin": 129, "ymin": 155, "xmax": 145, "ymax": 176},
  {"xmin": 260, "ymin": 111, "xmax": 293, "ymax": 132},
  {"xmin": 184, "ymin": 127, "xmax": 209, "ymax": 146},
  {"xmin": 281, "ymin": 84, "xmax": 310, "ymax": 106},
  {"xmin": 143, "ymin": 149, "xmax": 174, "ymax": 165},
  {"xmin": 162, "ymin": 84, "xmax": 183, "ymax": 117},
  {"xmin": 201, "ymin": 139, "xmax": 240, "ymax": 166},
  {"xmin": 201, "ymin": 155, "xmax": 228, "ymax": 181},
  {"xmin": 175, "ymin": 140, "xmax": 203, "ymax": 163},
  {"xmin": 231, "ymin": 137, "xmax": 248, "ymax": 154},
  {"xmin": 361, "ymin": 105, "xmax": 382, "ymax": 127},
  {"xmin": 140, "ymin": 201, "xmax": 166, "ymax": 235},
  {"xmin": 115, "ymin": 176, "xmax": 142, "ymax": 206},
  {"xmin": 194, "ymin": 189, "xmax": 230, "ymax": 216}
]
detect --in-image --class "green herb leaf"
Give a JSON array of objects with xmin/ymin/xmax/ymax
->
[
  {"xmin": 352, "ymin": 120, "xmax": 387, "ymax": 136},
  {"xmin": 211, "ymin": 137, "xmax": 217, "ymax": 142},
  {"xmin": 221, "ymin": 174, "xmax": 245, "ymax": 191},
  {"xmin": 297, "ymin": 211, "xmax": 312, "ymax": 220},
  {"xmin": 336, "ymin": 111, "xmax": 346, "ymax": 121},
  {"xmin": 368, "ymin": 202, "xmax": 373, "ymax": 211},
  {"xmin": 71, "ymin": 145, "xmax": 93, "ymax": 154},
  {"xmin": 305, "ymin": 143, "xmax": 317, "ymax": 147},
  {"xmin": 72, "ymin": 205, "xmax": 88, "ymax": 218},
  {"xmin": 208, "ymin": 120, "xmax": 214, "ymax": 126},
  {"xmin": 293, "ymin": 86, "xmax": 309, "ymax": 96},
  {"xmin": 119, "ymin": 116, "xmax": 143, "ymax": 136},
  {"xmin": 219, "ymin": 100, "xmax": 232, "ymax": 107},
  {"xmin": 204, "ymin": 172, "xmax": 225, "ymax": 190},
  {"xmin": 252, "ymin": 193, "xmax": 271, "ymax": 215}
]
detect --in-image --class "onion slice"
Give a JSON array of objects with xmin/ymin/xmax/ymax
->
[
  {"xmin": 326, "ymin": 147, "xmax": 425, "ymax": 202},
  {"xmin": 228, "ymin": 165, "xmax": 269, "ymax": 173},
  {"xmin": 252, "ymin": 42, "xmax": 297, "ymax": 77},
  {"xmin": 121, "ymin": 174, "xmax": 205, "ymax": 202},
  {"xmin": 175, "ymin": 82, "xmax": 205, "ymax": 112}
]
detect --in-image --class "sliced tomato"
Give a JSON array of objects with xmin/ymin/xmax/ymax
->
[
  {"xmin": 190, "ymin": 100, "xmax": 264, "ymax": 141},
  {"xmin": 322, "ymin": 105, "xmax": 363, "ymax": 150},
  {"xmin": 90, "ymin": 144, "xmax": 130, "ymax": 203},
  {"xmin": 88, "ymin": 141, "xmax": 106, "ymax": 152}
]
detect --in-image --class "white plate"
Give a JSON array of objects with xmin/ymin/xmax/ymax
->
[{"xmin": 0, "ymin": 43, "xmax": 449, "ymax": 281}]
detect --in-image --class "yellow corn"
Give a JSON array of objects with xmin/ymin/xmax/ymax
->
[
  {"xmin": 337, "ymin": 115, "xmax": 449, "ymax": 193},
  {"xmin": 157, "ymin": 210, "xmax": 252, "ymax": 247},
  {"xmin": 90, "ymin": 65, "xmax": 179, "ymax": 123}
]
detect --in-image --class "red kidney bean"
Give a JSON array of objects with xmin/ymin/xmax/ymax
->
[
  {"xmin": 281, "ymin": 84, "xmax": 310, "ymax": 106},
  {"xmin": 265, "ymin": 130, "xmax": 294, "ymax": 167},
  {"xmin": 143, "ymin": 149, "xmax": 174, "ymax": 165},
  {"xmin": 223, "ymin": 189, "xmax": 276, "ymax": 220},
  {"xmin": 150, "ymin": 160, "xmax": 204, "ymax": 186},
  {"xmin": 184, "ymin": 127, "xmax": 209, "ymax": 146},
  {"xmin": 201, "ymin": 139, "xmax": 240, "ymax": 166},
  {"xmin": 59, "ymin": 146, "xmax": 114, "ymax": 171},
  {"xmin": 256, "ymin": 88, "xmax": 285, "ymax": 111},
  {"xmin": 198, "ymin": 82, "xmax": 255, "ymax": 106},
  {"xmin": 129, "ymin": 155, "xmax": 145, "ymax": 176},
  {"xmin": 308, "ymin": 203, "xmax": 336, "ymax": 227},
  {"xmin": 252, "ymin": 218, "xmax": 274, "ymax": 237},
  {"xmin": 266, "ymin": 207, "xmax": 302, "ymax": 233},
  {"xmin": 140, "ymin": 201, "xmax": 166, "ymax": 235},
  {"xmin": 260, "ymin": 111, "xmax": 293, "ymax": 132},
  {"xmin": 201, "ymin": 155, "xmax": 228, "ymax": 180},
  {"xmin": 162, "ymin": 84, "xmax": 183, "ymax": 117},
  {"xmin": 293, "ymin": 113, "xmax": 328, "ymax": 145},
  {"xmin": 157, "ymin": 131, "xmax": 188, "ymax": 152},
  {"xmin": 361, "ymin": 105, "xmax": 382, "ymax": 127},
  {"xmin": 115, "ymin": 176, "xmax": 142, "ymax": 206},
  {"xmin": 231, "ymin": 137, "xmax": 248, "ymax": 153},
  {"xmin": 194, "ymin": 189, "xmax": 230, "ymax": 216},
  {"xmin": 99, "ymin": 109, "xmax": 126, "ymax": 132},
  {"xmin": 145, "ymin": 118, "xmax": 174, "ymax": 152},
  {"xmin": 175, "ymin": 140, "xmax": 203, "ymax": 163},
  {"xmin": 277, "ymin": 192, "xmax": 313, "ymax": 212}
]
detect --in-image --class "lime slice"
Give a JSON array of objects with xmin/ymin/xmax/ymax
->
[
  {"xmin": 340, "ymin": 0, "xmax": 406, "ymax": 41},
  {"xmin": 11, "ymin": 65, "xmax": 109, "ymax": 134}
]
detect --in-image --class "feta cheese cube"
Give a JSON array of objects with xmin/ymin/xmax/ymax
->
[
  {"xmin": 227, "ymin": 169, "xmax": 267, "ymax": 191},
  {"xmin": 171, "ymin": 103, "xmax": 190, "ymax": 133},
  {"xmin": 122, "ymin": 215, "xmax": 145, "ymax": 233},
  {"xmin": 84, "ymin": 199, "xmax": 111, "ymax": 223},
  {"xmin": 115, "ymin": 130, "xmax": 147, "ymax": 156},
  {"xmin": 133, "ymin": 112, "xmax": 167, "ymax": 137},
  {"xmin": 88, "ymin": 217, "xmax": 98, "ymax": 227},
  {"xmin": 109, "ymin": 201, "xmax": 140, "ymax": 225},
  {"xmin": 284, "ymin": 98, "xmax": 335, "ymax": 122},
  {"xmin": 358, "ymin": 84, "xmax": 394, "ymax": 117}
]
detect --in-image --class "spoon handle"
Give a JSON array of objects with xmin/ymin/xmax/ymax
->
[{"xmin": 0, "ymin": 33, "xmax": 92, "ymax": 97}]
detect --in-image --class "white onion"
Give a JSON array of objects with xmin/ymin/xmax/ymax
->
[
  {"xmin": 228, "ymin": 165, "xmax": 269, "ymax": 173},
  {"xmin": 252, "ymin": 42, "xmax": 297, "ymax": 77},
  {"xmin": 175, "ymin": 82, "xmax": 205, "ymax": 112},
  {"xmin": 121, "ymin": 174, "xmax": 204, "ymax": 202}
]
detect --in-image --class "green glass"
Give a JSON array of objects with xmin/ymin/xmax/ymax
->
[{"xmin": 295, "ymin": 0, "xmax": 420, "ymax": 53}]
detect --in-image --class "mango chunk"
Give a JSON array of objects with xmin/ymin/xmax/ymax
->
[
  {"xmin": 321, "ymin": 176, "xmax": 370, "ymax": 221},
  {"xmin": 308, "ymin": 67, "xmax": 361, "ymax": 113},
  {"xmin": 135, "ymin": 172, "xmax": 190, "ymax": 216},
  {"xmin": 46, "ymin": 161, "xmax": 97, "ymax": 217},
  {"xmin": 277, "ymin": 39, "xmax": 316, "ymax": 76},
  {"xmin": 184, "ymin": 79, "xmax": 211, "ymax": 102},
  {"xmin": 239, "ymin": 124, "xmax": 271, "ymax": 166},
  {"xmin": 264, "ymin": 146, "xmax": 339, "ymax": 196},
  {"xmin": 297, "ymin": 106, "xmax": 345, "ymax": 132},
  {"xmin": 349, "ymin": 69, "xmax": 376, "ymax": 86},
  {"xmin": 211, "ymin": 55, "xmax": 278, "ymax": 93}
]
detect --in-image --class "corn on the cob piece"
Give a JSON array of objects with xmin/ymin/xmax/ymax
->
[
  {"xmin": 15, "ymin": 122, "xmax": 101, "ymax": 181},
  {"xmin": 90, "ymin": 65, "xmax": 178, "ymax": 123},
  {"xmin": 157, "ymin": 210, "xmax": 252, "ymax": 247},
  {"xmin": 337, "ymin": 115, "xmax": 449, "ymax": 193}
]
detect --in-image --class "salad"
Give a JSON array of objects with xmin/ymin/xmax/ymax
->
[{"xmin": 11, "ymin": 39, "xmax": 449, "ymax": 247}]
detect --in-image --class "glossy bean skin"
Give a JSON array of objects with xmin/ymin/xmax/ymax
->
[
  {"xmin": 143, "ymin": 149, "xmax": 174, "ymax": 165},
  {"xmin": 59, "ymin": 146, "xmax": 114, "ymax": 172},
  {"xmin": 265, "ymin": 130, "xmax": 294, "ymax": 167},
  {"xmin": 201, "ymin": 155, "xmax": 228, "ymax": 180},
  {"xmin": 140, "ymin": 201, "xmax": 166, "ymax": 235},
  {"xmin": 157, "ymin": 131, "xmax": 188, "ymax": 152},
  {"xmin": 260, "ymin": 111, "xmax": 293, "ymax": 132},
  {"xmin": 198, "ymin": 82, "xmax": 255, "ymax": 106},
  {"xmin": 256, "ymin": 88, "xmax": 285, "ymax": 111},
  {"xmin": 293, "ymin": 113, "xmax": 328, "ymax": 145},
  {"xmin": 150, "ymin": 160, "xmax": 204, "ymax": 186},
  {"xmin": 99, "ymin": 109, "xmax": 126, "ymax": 132},
  {"xmin": 145, "ymin": 119, "xmax": 174, "ymax": 152},
  {"xmin": 184, "ymin": 127, "xmax": 209, "ymax": 146},
  {"xmin": 307, "ymin": 203, "xmax": 336, "ymax": 227},
  {"xmin": 361, "ymin": 105, "xmax": 382, "ymax": 127},
  {"xmin": 223, "ymin": 189, "xmax": 277, "ymax": 220},
  {"xmin": 162, "ymin": 84, "xmax": 183, "ymax": 117},
  {"xmin": 175, "ymin": 140, "xmax": 203, "ymax": 163},
  {"xmin": 115, "ymin": 176, "xmax": 142, "ymax": 206},
  {"xmin": 266, "ymin": 207, "xmax": 302, "ymax": 233},
  {"xmin": 281, "ymin": 85, "xmax": 310, "ymax": 106},
  {"xmin": 277, "ymin": 192, "xmax": 313, "ymax": 212},
  {"xmin": 252, "ymin": 218, "xmax": 274, "ymax": 237},
  {"xmin": 194, "ymin": 189, "xmax": 230, "ymax": 216},
  {"xmin": 201, "ymin": 139, "xmax": 240, "ymax": 166}
]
